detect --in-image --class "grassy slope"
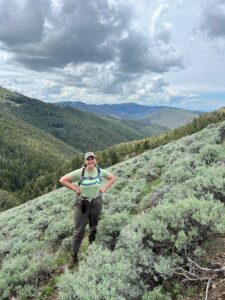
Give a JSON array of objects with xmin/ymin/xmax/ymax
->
[
  {"xmin": 0, "ymin": 120, "xmax": 225, "ymax": 299},
  {"xmin": 0, "ymin": 87, "xmax": 158, "ymax": 152},
  {"xmin": 141, "ymin": 107, "xmax": 201, "ymax": 129}
]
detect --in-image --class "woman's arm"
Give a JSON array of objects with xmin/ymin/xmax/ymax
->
[
  {"xmin": 99, "ymin": 173, "xmax": 116, "ymax": 193},
  {"xmin": 59, "ymin": 175, "xmax": 81, "ymax": 194}
]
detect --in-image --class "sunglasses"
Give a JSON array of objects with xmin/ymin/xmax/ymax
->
[{"xmin": 87, "ymin": 156, "xmax": 95, "ymax": 161}]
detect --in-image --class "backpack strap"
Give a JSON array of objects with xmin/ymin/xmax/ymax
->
[
  {"xmin": 97, "ymin": 165, "xmax": 101, "ymax": 179},
  {"xmin": 78, "ymin": 166, "xmax": 86, "ymax": 186},
  {"xmin": 82, "ymin": 166, "xmax": 86, "ymax": 177}
]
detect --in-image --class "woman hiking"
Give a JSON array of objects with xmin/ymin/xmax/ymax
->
[{"xmin": 59, "ymin": 152, "xmax": 116, "ymax": 267}]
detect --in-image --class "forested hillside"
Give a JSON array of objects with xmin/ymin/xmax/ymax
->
[
  {"xmin": 0, "ymin": 110, "xmax": 78, "ymax": 210},
  {"xmin": 0, "ymin": 119, "xmax": 225, "ymax": 299},
  {"xmin": 121, "ymin": 118, "xmax": 168, "ymax": 137},
  {"xmin": 0, "ymin": 87, "xmax": 166, "ymax": 152}
]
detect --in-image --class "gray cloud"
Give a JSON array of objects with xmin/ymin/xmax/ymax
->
[
  {"xmin": 0, "ymin": 0, "xmax": 184, "ymax": 75},
  {"xmin": 119, "ymin": 33, "xmax": 183, "ymax": 73},
  {"xmin": 200, "ymin": 0, "xmax": 225, "ymax": 38},
  {"xmin": 0, "ymin": 0, "xmax": 45, "ymax": 45}
]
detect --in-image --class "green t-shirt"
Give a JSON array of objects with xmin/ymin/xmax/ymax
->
[{"xmin": 66, "ymin": 167, "xmax": 110, "ymax": 198}]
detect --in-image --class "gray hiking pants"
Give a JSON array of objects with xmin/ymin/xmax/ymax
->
[{"xmin": 72, "ymin": 194, "xmax": 103, "ymax": 256}]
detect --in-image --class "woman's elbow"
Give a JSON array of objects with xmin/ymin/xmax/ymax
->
[{"xmin": 59, "ymin": 176, "xmax": 68, "ymax": 185}]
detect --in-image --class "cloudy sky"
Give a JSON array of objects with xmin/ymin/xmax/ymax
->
[{"xmin": 0, "ymin": 0, "xmax": 225, "ymax": 111}]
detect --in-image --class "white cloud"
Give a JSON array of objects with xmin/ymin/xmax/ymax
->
[{"xmin": 150, "ymin": 4, "xmax": 169, "ymax": 36}]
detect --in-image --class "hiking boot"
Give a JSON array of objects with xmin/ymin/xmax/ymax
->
[{"xmin": 68, "ymin": 254, "xmax": 79, "ymax": 270}]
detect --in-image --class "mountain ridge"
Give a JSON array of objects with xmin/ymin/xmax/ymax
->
[
  {"xmin": 54, "ymin": 100, "xmax": 202, "ymax": 116},
  {"xmin": 54, "ymin": 100, "xmax": 202, "ymax": 128}
]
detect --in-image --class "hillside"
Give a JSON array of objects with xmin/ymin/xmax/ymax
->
[
  {"xmin": 0, "ymin": 110, "xmax": 79, "ymax": 208},
  {"xmin": 97, "ymin": 114, "xmax": 168, "ymax": 138},
  {"xmin": 0, "ymin": 87, "xmax": 166, "ymax": 152},
  {"xmin": 0, "ymin": 119, "xmax": 225, "ymax": 299},
  {"xmin": 122, "ymin": 118, "xmax": 168, "ymax": 136},
  {"xmin": 92, "ymin": 107, "xmax": 225, "ymax": 168},
  {"xmin": 140, "ymin": 107, "xmax": 202, "ymax": 129}
]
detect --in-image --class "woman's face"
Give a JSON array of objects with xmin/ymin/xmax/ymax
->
[{"xmin": 86, "ymin": 156, "xmax": 96, "ymax": 168}]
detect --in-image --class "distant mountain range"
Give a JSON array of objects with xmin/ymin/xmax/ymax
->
[{"xmin": 54, "ymin": 101, "xmax": 202, "ymax": 129}]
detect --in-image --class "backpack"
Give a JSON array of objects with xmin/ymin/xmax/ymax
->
[{"xmin": 78, "ymin": 166, "xmax": 101, "ymax": 186}]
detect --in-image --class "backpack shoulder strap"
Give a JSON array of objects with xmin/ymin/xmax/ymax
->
[
  {"xmin": 97, "ymin": 165, "xmax": 101, "ymax": 176},
  {"xmin": 97, "ymin": 165, "xmax": 101, "ymax": 181},
  {"xmin": 81, "ymin": 166, "xmax": 86, "ymax": 177},
  {"xmin": 78, "ymin": 167, "xmax": 86, "ymax": 186}
]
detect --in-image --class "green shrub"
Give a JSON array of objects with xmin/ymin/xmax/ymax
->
[
  {"xmin": 16, "ymin": 285, "xmax": 37, "ymax": 300},
  {"xmin": 59, "ymin": 247, "xmax": 133, "ymax": 300},
  {"xmin": 199, "ymin": 145, "xmax": 221, "ymax": 165},
  {"xmin": 0, "ymin": 251, "xmax": 55, "ymax": 299},
  {"xmin": 97, "ymin": 212, "xmax": 130, "ymax": 250},
  {"xmin": 218, "ymin": 122, "xmax": 225, "ymax": 142},
  {"xmin": 44, "ymin": 218, "xmax": 73, "ymax": 246},
  {"xmin": 187, "ymin": 166, "xmax": 225, "ymax": 202},
  {"xmin": 60, "ymin": 237, "xmax": 73, "ymax": 252},
  {"xmin": 142, "ymin": 286, "xmax": 171, "ymax": 300},
  {"xmin": 104, "ymin": 191, "xmax": 138, "ymax": 214},
  {"xmin": 139, "ymin": 198, "xmax": 224, "ymax": 252},
  {"xmin": 145, "ymin": 169, "xmax": 160, "ymax": 183},
  {"xmin": 189, "ymin": 141, "xmax": 205, "ymax": 153}
]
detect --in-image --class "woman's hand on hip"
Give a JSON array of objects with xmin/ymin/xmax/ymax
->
[
  {"xmin": 99, "ymin": 187, "xmax": 106, "ymax": 193},
  {"xmin": 75, "ymin": 186, "xmax": 81, "ymax": 195}
]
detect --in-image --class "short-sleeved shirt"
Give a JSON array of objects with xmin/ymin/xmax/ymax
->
[{"xmin": 66, "ymin": 167, "xmax": 110, "ymax": 198}]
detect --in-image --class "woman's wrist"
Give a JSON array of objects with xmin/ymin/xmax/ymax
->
[{"xmin": 74, "ymin": 186, "xmax": 79, "ymax": 192}]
